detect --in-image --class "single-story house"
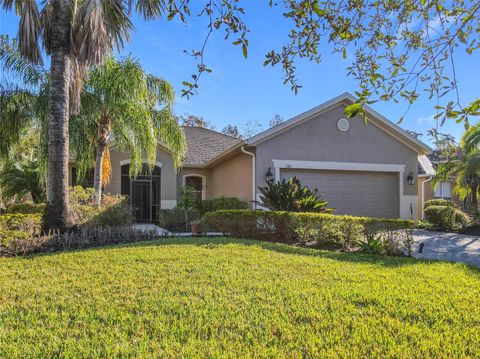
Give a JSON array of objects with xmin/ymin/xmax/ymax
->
[{"xmin": 69, "ymin": 92, "xmax": 434, "ymax": 222}]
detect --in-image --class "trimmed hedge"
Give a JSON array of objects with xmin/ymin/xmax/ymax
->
[
  {"xmin": 424, "ymin": 199, "xmax": 454, "ymax": 209},
  {"xmin": 197, "ymin": 196, "xmax": 248, "ymax": 215},
  {"xmin": 424, "ymin": 205, "xmax": 455, "ymax": 230},
  {"xmin": 203, "ymin": 210, "xmax": 413, "ymax": 250},
  {"xmin": 423, "ymin": 199, "xmax": 470, "ymax": 231}
]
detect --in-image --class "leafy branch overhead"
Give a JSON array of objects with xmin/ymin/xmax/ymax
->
[
  {"xmin": 168, "ymin": 0, "xmax": 480, "ymax": 126},
  {"xmin": 167, "ymin": 0, "xmax": 249, "ymax": 98}
]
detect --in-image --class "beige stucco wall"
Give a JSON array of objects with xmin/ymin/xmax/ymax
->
[
  {"xmin": 254, "ymin": 103, "xmax": 420, "ymax": 219},
  {"xmin": 177, "ymin": 168, "xmax": 212, "ymax": 199},
  {"xmin": 177, "ymin": 153, "xmax": 253, "ymax": 205},
  {"xmin": 105, "ymin": 145, "xmax": 178, "ymax": 208},
  {"xmin": 418, "ymin": 177, "xmax": 462, "ymax": 219},
  {"xmin": 209, "ymin": 153, "xmax": 253, "ymax": 204}
]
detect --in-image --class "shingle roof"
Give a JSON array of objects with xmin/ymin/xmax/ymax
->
[
  {"xmin": 418, "ymin": 155, "xmax": 436, "ymax": 176},
  {"xmin": 182, "ymin": 126, "xmax": 242, "ymax": 167}
]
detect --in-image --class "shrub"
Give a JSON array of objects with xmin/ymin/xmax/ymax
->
[
  {"xmin": 423, "ymin": 198, "xmax": 469, "ymax": 231},
  {"xmin": 257, "ymin": 177, "xmax": 332, "ymax": 212},
  {"xmin": 0, "ymin": 213, "xmax": 43, "ymax": 256},
  {"xmin": 69, "ymin": 186, "xmax": 95, "ymax": 206},
  {"xmin": 86, "ymin": 199, "xmax": 134, "ymax": 227},
  {"xmin": 178, "ymin": 186, "xmax": 199, "ymax": 230},
  {"xmin": 204, "ymin": 210, "xmax": 413, "ymax": 252},
  {"xmin": 0, "ymin": 213, "xmax": 42, "ymax": 232},
  {"xmin": 424, "ymin": 199, "xmax": 454, "ymax": 209},
  {"xmin": 359, "ymin": 234, "xmax": 386, "ymax": 255},
  {"xmin": 197, "ymin": 196, "xmax": 248, "ymax": 215},
  {"xmin": 7, "ymin": 203, "xmax": 45, "ymax": 214},
  {"xmin": 157, "ymin": 208, "xmax": 200, "ymax": 232},
  {"xmin": 454, "ymin": 208, "xmax": 470, "ymax": 228},
  {"xmin": 425, "ymin": 205, "xmax": 455, "ymax": 230},
  {"xmin": 0, "ymin": 226, "xmax": 157, "ymax": 257}
]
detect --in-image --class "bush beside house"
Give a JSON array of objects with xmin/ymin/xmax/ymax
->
[
  {"xmin": 0, "ymin": 186, "xmax": 145, "ymax": 257},
  {"xmin": 423, "ymin": 199, "xmax": 470, "ymax": 231},
  {"xmin": 204, "ymin": 210, "xmax": 414, "ymax": 255}
]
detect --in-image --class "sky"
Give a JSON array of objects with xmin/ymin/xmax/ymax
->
[{"xmin": 1, "ymin": 1, "xmax": 478, "ymax": 147}]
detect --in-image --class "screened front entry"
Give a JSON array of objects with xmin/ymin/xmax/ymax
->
[{"xmin": 121, "ymin": 164, "xmax": 161, "ymax": 222}]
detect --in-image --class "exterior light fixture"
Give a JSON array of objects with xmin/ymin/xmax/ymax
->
[
  {"xmin": 407, "ymin": 171, "xmax": 415, "ymax": 185},
  {"xmin": 265, "ymin": 167, "xmax": 274, "ymax": 183}
]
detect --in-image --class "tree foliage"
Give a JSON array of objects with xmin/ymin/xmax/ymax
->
[
  {"xmin": 222, "ymin": 124, "xmax": 242, "ymax": 139},
  {"xmin": 257, "ymin": 176, "xmax": 331, "ymax": 213},
  {"xmin": 70, "ymin": 57, "xmax": 185, "ymax": 181},
  {"xmin": 434, "ymin": 129, "xmax": 480, "ymax": 213},
  {"xmin": 177, "ymin": 113, "xmax": 213, "ymax": 129}
]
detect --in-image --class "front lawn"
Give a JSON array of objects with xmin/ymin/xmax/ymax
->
[{"xmin": 0, "ymin": 238, "xmax": 479, "ymax": 357}]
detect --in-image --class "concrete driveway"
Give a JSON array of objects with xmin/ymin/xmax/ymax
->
[{"xmin": 413, "ymin": 229, "xmax": 480, "ymax": 267}]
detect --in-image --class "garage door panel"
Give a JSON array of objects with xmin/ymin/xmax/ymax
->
[{"xmin": 281, "ymin": 169, "xmax": 398, "ymax": 218}]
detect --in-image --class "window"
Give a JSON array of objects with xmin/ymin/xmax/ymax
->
[
  {"xmin": 184, "ymin": 175, "xmax": 205, "ymax": 201},
  {"xmin": 434, "ymin": 181, "xmax": 452, "ymax": 199}
]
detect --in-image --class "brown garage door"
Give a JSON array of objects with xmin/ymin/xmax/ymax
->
[{"xmin": 281, "ymin": 169, "xmax": 399, "ymax": 218}]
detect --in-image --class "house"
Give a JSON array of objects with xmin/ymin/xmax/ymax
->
[{"xmin": 69, "ymin": 93, "xmax": 433, "ymax": 222}]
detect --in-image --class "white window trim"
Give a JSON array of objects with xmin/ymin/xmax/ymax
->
[
  {"xmin": 120, "ymin": 159, "xmax": 163, "ymax": 168},
  {"xmin": 434, "ymin": 181, "xmax": 452, "ymax": 199},
  {"xmin": 272, "ymin": 160, "xmax": 405, "ymax": 174},
  {"xmin": 182, "ymin": 174, "xmax": 206, "ymax": 200}
]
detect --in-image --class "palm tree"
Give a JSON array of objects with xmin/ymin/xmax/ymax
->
[
  {"xmin": 2, "ymin": 0, "xmax": 167, "ymax": 231},
  {"xmin": 0, "ymin": 157, "xmax": 45, "ymax": 204},
  {"xmin": 70, "ymin": 57, "xmax": 185, "ymax": 205},
  {"xmin": 434, "ymin": 130, "xmax": 480, "ymax": 214}
]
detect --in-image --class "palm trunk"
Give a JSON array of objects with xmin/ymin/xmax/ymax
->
[
  {"xmin": 470, "ymin": 184, "xmax": 478, "ymax": 214},
  {"xmin": 42, "ymin": 0, "xmax": 72, "ymax": 232},
  {"xmin": 93, "ymin": 142, "xmax": 106, "ymax": 206}
]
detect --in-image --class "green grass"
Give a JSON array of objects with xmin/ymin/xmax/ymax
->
[{"xmin": 0, "ymin": 238, "xmax": 479, "ymax": 358}]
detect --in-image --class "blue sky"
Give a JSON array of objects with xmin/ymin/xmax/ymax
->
[{"xmin": 1, "ymin": 2, "xmax": 478, "ymax": 146}]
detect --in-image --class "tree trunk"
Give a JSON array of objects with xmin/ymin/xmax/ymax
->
[
  {"xmin": 42, "ymin": 0, "xmax": 72, "ymax": 232},
  {"xmin": 470, "ymin": 184, "xmax": 478, "ymax": 214},
  {"xmin": 93, "ymin": 142, "xmax": 106, "ymax": 206}
]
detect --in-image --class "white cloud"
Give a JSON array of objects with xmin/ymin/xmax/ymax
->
[{"xmin": 416, "ymin": 114, "xmax": 437, "ymax": 125}]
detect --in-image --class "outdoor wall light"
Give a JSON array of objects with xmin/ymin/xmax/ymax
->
[
  {"xmin": 265, "ymin": 167, "xmax": 274, "ymax": 183},
  {"xmin": 407, "ymin": 171, "xmax": 415, "ymax": 185}
]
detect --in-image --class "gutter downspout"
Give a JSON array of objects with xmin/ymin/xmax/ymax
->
[
  {"xmin": 421, "ymin": 176, "xmax": 433, "ymax": 220},
  {"xmin": 241, "ymin": 146, "xmax": 256, "ymax": 209}
]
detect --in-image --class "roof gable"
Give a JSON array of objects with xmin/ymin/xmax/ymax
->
[
  {"xmin": 246, "ymin": 93, "xmax": 432, "ymax": 155},
  {"xmin": 182, "ymin": 126, "xmax": 242, "ymax": 167}
]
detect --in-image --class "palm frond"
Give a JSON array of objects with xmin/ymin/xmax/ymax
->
[
  {"xmin": 102, "ymin": 147, "xmax": 112, "ymax": 185},
  {"xmin": 39, "ymin": 0, "xmax": 53, "ymax": 55},
  {"xmin": 0, "ymin": 35, "xmax": 44, "ymax": 87},
  {"xmin": 462, "ymin": 123, "xmax": 480, "ymax": 154},
  {"xmin": 18, "ymin": 0, "xmax": 42, "ymax": 64},
  {"xmin": 153, "ymin": 108, "xmax": 186, "ymax": 168},
  {"xmin": 69, "ymin": 91, "xmax": 100, "ymax": 181},
  {"xmin": 73, "ymin": 0, "xmax": 133, "ymax": 66},
  {"xmin": 132, "ymin": 0, "xmax": 166, "ymax": 19},
  {"xmin": 147, "ymin": 75, "xmax": 175, "ymax": 109},
  {"xmin": 0, "ymin": 86, "xmax": 38, "ymax": 160},
  {"xmin": 69, "ymin": 57, "xmax": 88, "ymax": 114},
  {"xmin": 1, "ymin": 0, "xmax": 21, "ymax": 13},
  {"xmin": 0, "ymin": 157, "xmax": 45, "ymax": 203}
]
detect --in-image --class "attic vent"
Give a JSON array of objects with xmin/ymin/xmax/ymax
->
[{"xmin": 337, "ymin": 118, "xmax": 350, "ymax": 132}]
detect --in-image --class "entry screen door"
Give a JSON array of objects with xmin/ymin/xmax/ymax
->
[{"xmin": 131, "ymin": 181, "xmax": 151, "ymax": 222}]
